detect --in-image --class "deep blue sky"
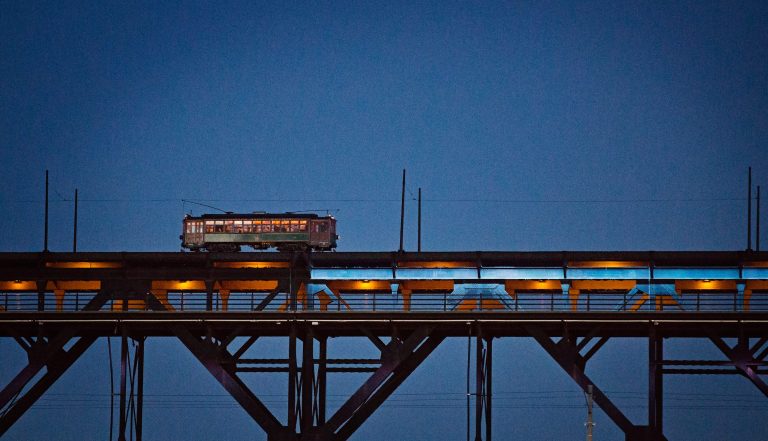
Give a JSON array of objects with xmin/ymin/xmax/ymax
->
[{"xmin": 1, "ymin": 1, "xmax": 767, "ymax": 440}]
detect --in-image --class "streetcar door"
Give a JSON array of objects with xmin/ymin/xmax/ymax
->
[{"xmin": 310, "ymin": 219, "xmax": 331, "ymax": 246}]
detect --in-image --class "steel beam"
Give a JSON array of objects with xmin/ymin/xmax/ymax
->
[
  {"xmin": 118, "ymin": 331, "xmax": 128, "ymax": 441},
  {"xmin": 321, "ymin": 326, "xmax": 443, "ymax": 440},
  {"xmin": 334, "ymin": 334, "xmax": 445, "ymax": 441},
  {"xmin": 709, "ymin": 335, "xmax": 768, "ymax": 397},
  {"xmin": 649, "ymin": 325, "xmax": 663, "ymax": 439},
  {"xmin": 301, "ymin": 326, "xmax": 314, "ymax": 433},
  {"xmin": 473, "ymin": 332, "xmax": 492, "ymax": 441},
  {"xmin": 136, "ymin": 337, "xmax": 145, "ymax": 441},
  {"xmin": 526, "ymin": 325, "xmax": 640, "ymax": 438},
  {"xmin": 0, "ymin": 335, "xmax": 97, "ymax": 436},
  {"xmin": 317, "ymin": 337, "xmax": 328, "ymax": 426},
  {"xmin": 171, "ymin": 325, "xmax": 283, "ymax": 437}
]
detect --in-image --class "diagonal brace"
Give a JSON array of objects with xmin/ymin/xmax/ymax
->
[
  {"xmin": 335, "ymin": 334, "xmax": 445, "ymax": 441},
  {"xmin": 323, "ymin": 326, "xmax": 438, "ymax": 436},
  {"xmin": 0, "ymin": 335, "xmax": 97, "ymax": 436},
  {"xmin": 171, "ymin": 325, "xmax": 283, "ymax": 436},
  {"xmin": 709, "ymin": 335, "xmax": 768, "ymax": 398},
  {"xmin": 526, "ymin": 326, "xmax": 637, "ymax": 435}
]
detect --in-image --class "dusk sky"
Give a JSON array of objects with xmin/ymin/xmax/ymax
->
[{"xmin": 1, "ymin": 1, "xmax": 767, "ymax": 440}]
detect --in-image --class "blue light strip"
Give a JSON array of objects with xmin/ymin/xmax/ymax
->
[
  {"xmin": 652, "ymin": 268, "xmax": 740, "ymax": 280},
  {"xmin": 311, "ymin": 266, "xmax": 767, "ymax": 281},
  {"xmin": 566, "ymin": 268, "xmax": 651, "ymax": 279}
]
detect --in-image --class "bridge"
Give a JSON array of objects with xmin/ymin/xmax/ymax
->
[{"xmin": 1, "ymin": 251, "xmax": 767, "ymax": 441}]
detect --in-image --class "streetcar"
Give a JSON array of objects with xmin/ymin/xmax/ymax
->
[{"xmin": 181, "ymin": 213, "xmax": 337, "ymax": 252}]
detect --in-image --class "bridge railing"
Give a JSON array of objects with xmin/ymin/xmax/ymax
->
[{"xmin": 2, "ymin": 289, "xmax": 767, "ymax": 313}]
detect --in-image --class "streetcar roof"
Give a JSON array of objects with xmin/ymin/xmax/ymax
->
[{"xmin": 185, "ymin": 212, "xmax": 332, "ymax": 220}]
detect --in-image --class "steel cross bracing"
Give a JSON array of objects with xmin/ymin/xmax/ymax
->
[{"xmin": 1, "ymin": 251, "xmax": 768, "ymax": 441}]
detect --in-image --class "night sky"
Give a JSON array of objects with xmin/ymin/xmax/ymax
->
[{"xmin": 1, "ymin": 1, "xmax": 767, "ymax": 440}]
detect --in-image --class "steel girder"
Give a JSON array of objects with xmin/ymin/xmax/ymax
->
[
  {"xmin": 525, "ymin": 324, "xmax": 669, "ymax": 441},
  {"xmin": 0, "ymin": 289, "xmax": 117, "ymax": 436}
]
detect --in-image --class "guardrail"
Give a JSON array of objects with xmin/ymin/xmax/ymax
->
[{"xmin": 2, "ymin": 289, "xmax": 767, "ymax": 313}]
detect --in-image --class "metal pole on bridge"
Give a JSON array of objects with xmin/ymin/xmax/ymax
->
[
  {"xmin": 73, "ymin": 188, "xmax": 78, "ymax": 252},
  {"xmin": 44, "ymin": 170, "xmax": 49, "ymax": 252},
  {"xmin": 748, "ymin": 166, "xmax": 752, "ymax": 251},
  {"xmin": 399, "ymin": 169, "xmax": 406, "ymax": 253},
  {"xmin": 418, "ymin": 187, "xmax": 422, "ymax": 252}
]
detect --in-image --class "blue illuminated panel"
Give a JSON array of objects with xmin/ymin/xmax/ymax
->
[
  {"xmin": 743, "ymin": 268, "xmax": 768, "ymax": 279},
  {"xmin": 311, "ymin": 266, "xmax": 761, "ymax": 281},
  {"xmin": 311, "ymin": 268, "xmax": 392, "ymax": 280},
  {"xmin": 480, "ymin": 268, "xmax": 564, "ymax": 280},
  {"xmin": 567, "ymin": 268, "xmax": 651, "ymax": 280},
  {"xmin": 396, "ymin": 268, "xmax": 478, "ymax": 280},
  {"xmin": 653, "ymin": 268, "xmax": 740, "ymax": 280}
]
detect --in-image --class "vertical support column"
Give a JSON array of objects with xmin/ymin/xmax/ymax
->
[
  {"xmin": 54, "ymin": 289, "xmax": 65, "ymax": 311},
  {"xmin": 36, "ymin": 280, "xmax": 46, "ymax": 312},
  {"xmin": 649, "ymin": 325, "xmax": 663, "ymax": 439},
  {"xmin": 289, "ymin": 252, "xmax": 298, "ymax": 311},
  {"xmin": 473, "ymin": 331, "xmax": 492, "ymax": 441},
  {"xmin": 118, "ymin": 330, "xmax": 128, "ymax": 441},
  {"xmin": 219, "ymin": 289, "xmax": 230, "ymax": 312},
  {"xmin": 317, "ymin": 337, "xmax": 328, "ymax": 425},
  {"xmin": 475, "ymin": 332, "xmax": 483, "ymax": 441},
  {"xmin": 205, "ymin": 280, "xmax": 214, "ymax": 311},
  {"xmin": 301, "ymin": 326, "xmax": 315, "ymax": 433},
  {"xmin": 485, "ymin": 336, "xmax": 492, "ymax": 441},
  {"xmin": 136, "ymin": 337, "xmax": 145, "ymax": 441},
  {"xmin": 44, "ymin": 169, "xmax": 49, "ymax": 252},
  {"xmin": 288, "ymin": 324, "xmax": 298, "ymax": 433}
]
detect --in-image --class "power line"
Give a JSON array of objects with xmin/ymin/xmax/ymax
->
[{"xmin": 0, "ymin": 196, "xmax": 749, "ymax": 204}]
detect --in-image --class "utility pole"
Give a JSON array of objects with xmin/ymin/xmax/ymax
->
[
  {"xmin": 44, "ymin": 170, "xmax": 49, "ymax": 252},
  {"xmin": 73, "ymin": 188, "xmax": 78, "ymax": 252},
  {"xmin": 417, "ymin": 187, "xmax": 422, "ymax": 252},
  {"xmin": 748, "ymin": 167, "xmax": 752, "ymax": 251},
  {"xmin": 585, "ymin": 384, "xmax": 594, "ymax": 441},
  {"xmin": 399, "ymin": 169, "xmax": 405, "ymax": 253}
]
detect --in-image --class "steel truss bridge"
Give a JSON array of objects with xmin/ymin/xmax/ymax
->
[{"xmin": 1, "ymin": 251, "xmax": 768, "ymax": 441}]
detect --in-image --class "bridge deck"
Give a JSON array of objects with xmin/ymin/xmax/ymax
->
[{"xmin": 1, "ymin": 251, "xmax": 767, "ymax": 315}]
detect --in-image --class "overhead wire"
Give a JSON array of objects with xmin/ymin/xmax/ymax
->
[
  {"xmin": 25, "ymin": 390, "xmax": 768, "ymax": 411},
  {"xmin": 0, "ymin": 196, "xmax": 750, "ymax": 204}
]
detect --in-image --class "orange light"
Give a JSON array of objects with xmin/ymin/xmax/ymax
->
[
  {"xmin": 45, "ymin": 262, "xmax": 123, "ymax": 269},
  {"xmin": 213, "ymin": 261, "xmax": 290, "ymax": 269},
  {"xmin": 568, "ymin": 261, "xmax": 647, "ymax": 268},
  {"xmin": 0, "ymin": 280, "xmax": 37, "ymax": 290}
]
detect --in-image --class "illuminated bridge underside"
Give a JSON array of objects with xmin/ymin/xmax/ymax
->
[{"xmin": 1, "ymin": 251, "xmax": 768, "ymax": 441}]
